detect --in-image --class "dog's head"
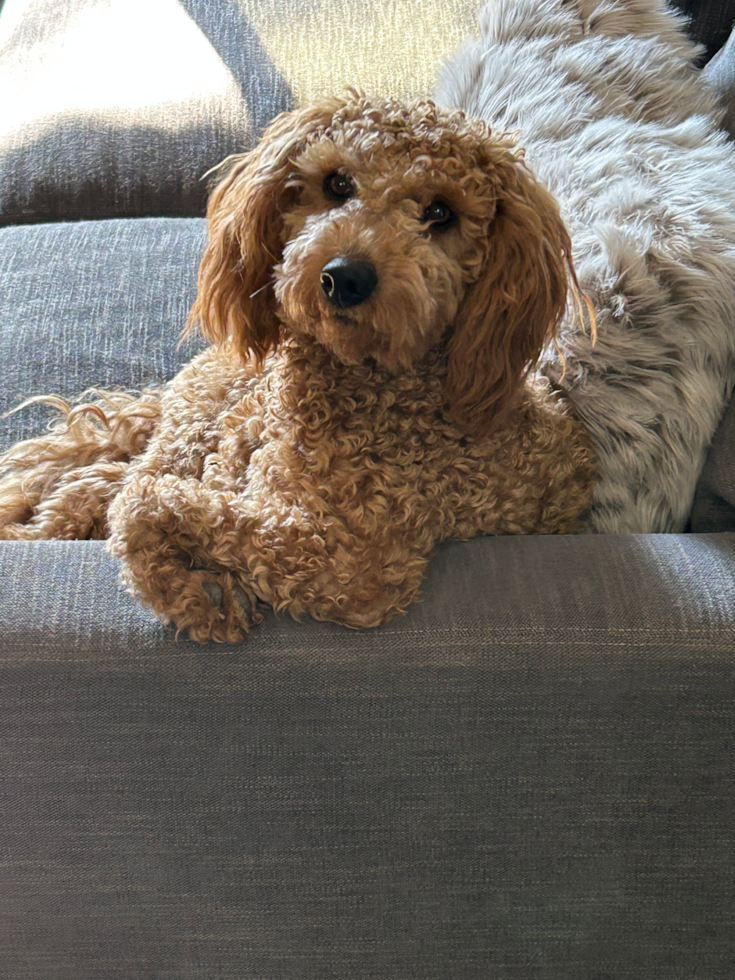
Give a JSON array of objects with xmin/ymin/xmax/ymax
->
[{"xmin": 191, "ymin": 92, "xmax": 577, "ymax": 435}]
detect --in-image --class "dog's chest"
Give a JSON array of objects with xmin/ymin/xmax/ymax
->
[{"xmin": 216, "ymin": 348, "xmax": 493, "ymax": 526}]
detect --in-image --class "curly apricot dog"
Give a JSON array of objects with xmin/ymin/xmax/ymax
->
[{"xmin": 0, "ymin": 94, "xmax": 595, "ymax": 642}]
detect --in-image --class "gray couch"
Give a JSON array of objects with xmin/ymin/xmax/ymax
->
[{"xmin": 1, "ymin": 2, "xmax": 735, "ymax": 978}]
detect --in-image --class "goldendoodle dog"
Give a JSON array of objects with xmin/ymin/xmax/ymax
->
[{"xmin": 0, "ymin": 92, "xmax": 596, "ymax": 641}]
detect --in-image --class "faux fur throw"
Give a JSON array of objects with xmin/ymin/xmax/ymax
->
[{"xmin": 436, "ymin": 0, "xmax": 735, "ymax": 532}]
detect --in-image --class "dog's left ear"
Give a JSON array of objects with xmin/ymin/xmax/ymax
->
[
  {"xmin": 444, "ymin": 157, "xmax": 573, "ymax": 436},
  {"xmin": 188, "ymin": 100, "xmax": 341, "ymax": 364}
]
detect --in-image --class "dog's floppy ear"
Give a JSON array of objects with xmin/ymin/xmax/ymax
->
[
  {"xmin": 444, "ymin": 156, "xmax": 574, "ymax": 436},
  {"xmin": 188, "ymin": 100, "xmax": 340, "ymax": 363}
]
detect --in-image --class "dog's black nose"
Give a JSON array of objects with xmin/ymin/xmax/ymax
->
[{"xmin": 320, "ymin": 257, "xmax": 377, "ymax": 308}]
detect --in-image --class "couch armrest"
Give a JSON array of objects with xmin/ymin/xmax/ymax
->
[{"xmin": 2, "ymin": 533, "xmax": 734, "ymax": 979}]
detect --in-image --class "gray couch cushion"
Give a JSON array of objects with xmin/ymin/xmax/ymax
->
[
  {"xmin": 1, "ymin": 532, "xmax": 735, "ymax": 978},
  {"xmin": 0, "ymin": 218, "xmax": 206, "ymax": 450},
  {"xmin": 0, "ymin": 0, "xmax": 288, "ymax": 222},
  {"xmin": 0, "ymin": 0, "xmax": 482, "ymax": 224}
]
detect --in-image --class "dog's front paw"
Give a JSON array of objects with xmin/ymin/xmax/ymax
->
[{"xmin": 183, "ymin": 569, "xmax": 263, "ymax": 643}]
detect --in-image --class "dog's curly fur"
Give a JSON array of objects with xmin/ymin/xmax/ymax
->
[{"xmin": 0, "ymin": 92, "xmax": 596, "ymax": 641}]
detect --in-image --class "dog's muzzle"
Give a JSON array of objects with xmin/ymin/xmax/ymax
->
[{"xmin": 320, "ymin": 257, "xmax": 378, "ymax": 309}]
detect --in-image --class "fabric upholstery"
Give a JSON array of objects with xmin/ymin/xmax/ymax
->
[
  {"xmin": 1, "ymin": 0, "xmax": 733, "ymax": 225},
  {"xmin": 0, "ymin": 218, "xmax": 206, "ymax": 451},
  {"xmin": 2, "ymin": 532, "xmax": 735, "ymax": 979},
  {"xmin": 0, "ymin": 0, "xmax": 274, "ymax": 222},
  {"xmin": 0, "ymin": 0, "xmax": 479, "ymax": 224},
  {"xmin": 2, "ymin": 3, "xmax": 735, "ymax": 976}
]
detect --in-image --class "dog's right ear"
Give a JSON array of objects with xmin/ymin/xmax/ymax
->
[{"xmin": 188, "ymin": 101, "xmax": 340, "ymax": 364}]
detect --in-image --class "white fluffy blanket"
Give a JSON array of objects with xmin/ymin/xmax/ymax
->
[{"xmin": 436, "ymin": 0, "xmax": 735, "ymax": 532}]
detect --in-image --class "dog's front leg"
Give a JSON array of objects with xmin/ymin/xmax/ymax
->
[
  {"xmin": 108, "ymin": 470, "xmax": 262, "ymax": 643},
  {"xmin": 109, "ymin": 464, "xmax": 433, "ymax": 640},
  {"xmin": 230, "ymin": 514, "xmax": 434, "ymax": 630}
]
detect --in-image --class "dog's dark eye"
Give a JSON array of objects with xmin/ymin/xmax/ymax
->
[
  {"xmin": 324, "ymin": 172, "xmax": 356, "ymax": 201},
  {"xmin": 422, "ymin": 200, "xmax": 456, "ymax": 230}
]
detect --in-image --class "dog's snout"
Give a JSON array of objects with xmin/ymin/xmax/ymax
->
[{"xmin": 320, "ymin": 257, "xmax": 377, "ymax": 309}]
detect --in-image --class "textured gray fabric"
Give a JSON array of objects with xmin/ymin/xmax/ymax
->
[
  {"xmin": 0, "ymin": 0, "xmax": 732, "ymax": 225},
  {"xmin": 4, "ymin": 532, "xmax": 735, "ymax": 652},
  {"xmin": 0, "ymin": 0, "xmax": 292, "ymax": 223},
  {"xmin": 0, "ymin": 218, "xmax": 206, "ymax": 451},
  {"xmin": 1, "ymin": 533, "xmax": 735, "ymax": 979},
  {"xmin": 2, "ymin": 3, "xmax": 735, "ymax": 975}
]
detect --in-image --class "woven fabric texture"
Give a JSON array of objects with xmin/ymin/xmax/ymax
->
[
  {"xmin": 2, "ymin": 533, "xmax": 735, "ymax": 979},
  {"xmin": 0, "ymin": 218, "xmax": 206, "ymax": 451},
  {"xmin": 2, "ymin": 3, "xmax": 735, "ymax": 977}
]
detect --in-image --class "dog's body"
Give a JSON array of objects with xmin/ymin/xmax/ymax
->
[
  {"xmin": 437, "ymin": 0, "xmax": 735, "ymax": 532},
  {"xmin": 2, "ymin": 0, "xmax": 735, "ymax": 640},
  {"xmin": 0, "ymin": 338, "xmax": 593, "ymax": 642},
  {"xmin": 110, "ymin": 342, "xmax": 591, "ymax": 642},
  {"xmin": 0, "ymin": 94, "xmax": 596, "ymax": 642}
]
